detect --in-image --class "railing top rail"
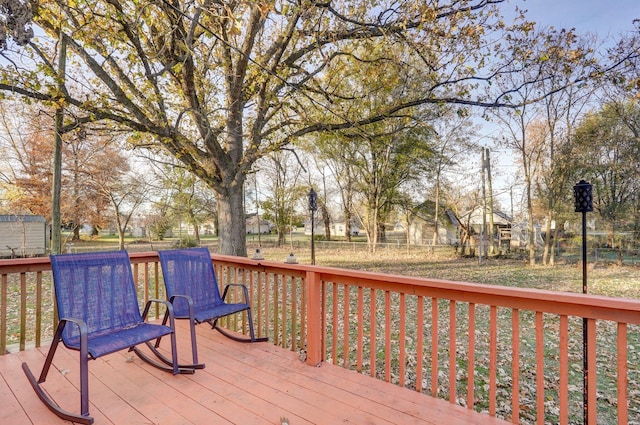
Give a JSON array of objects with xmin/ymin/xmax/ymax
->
[
  {"xmin": 305, "ymin": 263, "xmax": 640, "ymax": 323},
  {"xmin": 0, "ymin": 256, "xmax": 52, "ymax": 273},
  {"xmin": 2, "ymin": 252, "xmax": 640, "ymax": 323}
]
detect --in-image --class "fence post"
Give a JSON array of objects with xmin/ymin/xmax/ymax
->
[{"xmin": 305, "ymin": 270, "xmax": 323, "ymax": 366}]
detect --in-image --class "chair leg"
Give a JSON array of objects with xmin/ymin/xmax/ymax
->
[
  {"xmin": 151, "ymin": 311, "xmax": 204, "ymax": 370},
  {"xmin": 187, "ymin": 315, "xmax": 202, "ymax": 367},
  {"xmin": 210, "ymin": 309, "xmax": 268, "ymax": 343},
  {"xmin": 130, "ymin": 345, "xmax": 195, "ymax": 375},
  {"xmin": 246, "ymin": 307, "xmax": 269, "ymax": 342},
  {"xmin": 22, "ymin": 320, "xmax": 95, "ymax": 425},
  {"xmin": 134, "ymin": 336, "xmax": 196, "ymax": 374}
]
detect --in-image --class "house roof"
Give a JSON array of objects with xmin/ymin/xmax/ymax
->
[
  {"xmin": 0, "ymin": 215, "xmax": 46, "ymax": 223},
  {"xmin": 459, "ymin": 207, "xmax": 512, "ymax": 225},
  {"xmin": 245, "ymin": 216, "xmax": 273, "ymax": 226},
  {"xmin": 409, "ymin": 201, "xmax": 457, "ymax": 227}
]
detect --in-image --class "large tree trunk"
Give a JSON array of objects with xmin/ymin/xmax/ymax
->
[
  {"xmin": 189, "ymin": 211, "xmax": 201, "ymax": 243},
  {"xmin": 115, "ymin": 214, "xmax": 125, "ymax": 250},
  {"xmin": 217, "ymin": 182, "xmax": 247, "ymax": 256},
  {"xmin": 322, "ymin": 202, "xmax": 331, "ymax": 241},
  {"xmin": 344, "ymin": 207, "xmax": 352, "ymax": 242},
  {"xmin": 118, "ymin": 228, "xmax": 126, "ymax": 251},
  {"xmin": 366, "ymin": 196, "xmax": 379, "ymax": 252}
]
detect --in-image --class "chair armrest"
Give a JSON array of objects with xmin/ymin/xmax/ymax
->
[
  {"xmin": 168, "ymin": 294, "xmax": 195, "ymax": 319},
  {"xmin": 221, "ymin": 283, "xmax": 250, "ymax": 304},
  {"xmin": 142, "ymin": 298, "xmax": 175, "ymax": 322},
  {"xmin": 58, "ymin": 317, "xmax": 90, "ymax": 361},
  {"xmin": 59, "ymin": 317, "xmax": 89, "ymax": 337}
]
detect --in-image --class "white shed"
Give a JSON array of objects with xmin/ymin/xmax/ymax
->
[
  {"xmin": 246, "ymin": 216, "xmax": 274, "ymax": 234},
  {"xmin": 0, "ymin": 215, "xmax": 48, "ymax": 258}
]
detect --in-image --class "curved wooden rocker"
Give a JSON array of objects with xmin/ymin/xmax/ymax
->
[
  {"xmin": 157, "ymin": 247, "xmax": 268, "ymax": 369},
  {"xmin": 22, "ymin": 250, "xmax": 193, "ymax": 425}
]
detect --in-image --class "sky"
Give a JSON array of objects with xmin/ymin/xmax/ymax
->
[
  {"xmin": 517, "ymin": 0, "xmax": 639, "ymax": 36},
  {"xmin": 479, "ymin": 1, "xmax": 639, "ymax": 210}
]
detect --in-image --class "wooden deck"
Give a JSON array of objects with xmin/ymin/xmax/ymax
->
[{"xmin": 1, "ymin": 320, "xmax": 511, "ymax": 425}]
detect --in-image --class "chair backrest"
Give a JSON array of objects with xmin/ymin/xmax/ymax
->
[
  {"xmin": 50, "ymin": 250, "xmax": 143, "ymax": 346},
  {"xmin": 158, "ymin": 247, "xmax": 223, "ymax": 317}
]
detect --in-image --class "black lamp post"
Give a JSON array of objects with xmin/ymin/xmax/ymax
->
[
  {"xmin": 573, "ymin": 179, "xmax": 593, "ymax": 424},
  {"xmin": 308, "ymin": 188, "xmax": 318, "ymax": 265}
]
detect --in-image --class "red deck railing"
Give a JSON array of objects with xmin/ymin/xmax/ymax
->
[{"xmin": 1, "ymin": 252, "xmax": 639, "ymax": 424}]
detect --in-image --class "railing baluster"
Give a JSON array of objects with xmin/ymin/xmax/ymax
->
[
  {"xmin": 587, "ymin": 318, "xmax": 597, "ymax": 425},
  {"xmin": 143, "ymin": 262, "xmax": 149, "ymax": 310},
  {"xmin": 512, "ymin": 309, "xmax": 521, "ymax": 423},
  {"xmin": 385, "ymin": 290, "xmax": 392, "ymax": 382},
  {"xmin": 357, "ymin": 286, "xmax": 364, "ymax": 373},
  {"xmin": 416, "ymin": 295, "xmax": 424, "ymax": 393},
  {"xmin": 321, "ymin": 278, "xmax": 326, "ymax": 358},
  {"xmin": 617, "ymin": 322, "xmax": 628, "ymax": 425},
  {"xmin": 154, "ymin": 261, "xmax": 160, "ymax": 319},
  {"xmin": 449, "ymin": 300, "xmax": 456, "ymax": 403},
  {"xmin": 300, "ymin": 275, "xmax": 306, "ymax": 352},
  {"xmin": 291, "ymin": 276, "xmax": 297, "ymax": 352},
  {"xmin": 35, "ymin": 272, "xmax": 42, "ymax": 347},
  {"xmin": 265, "ymin": 272, "xmax": 271, "ymax": 341},
  {"xmin": 399, "ymin": 292, "xmax": 406, "ymax": 388},
  {"xmin": 255, "ymin": 271, "xmax": 262, "ymax": 338},
  {"xmin": 19, "ymin": 272, "xmax": 26, "ymax": 352},
  {"xmin": 132, "ymin": 263, "xmax": 140, "ymax": 305},
  {"xmin": 332, "ymin": 282, "xmax": 338, "ymax": 364},
  {"xmin": 281, "ymin": 272, "xmax": 287, "ymax": 348},
  {"xmin": 370, "ymin": 288, "xmax": 376, "ymax": 378},
  {"xmin": 559, "ymin": 314, "xmax": 569, "ymax": 425},
  {"xmin": 431, "ymin": 297, "xmax": 438, "ymax": 397},
  {"xmin": 1, "ymin": 274, "xmax": 7, "ymax": 354},
  {"xmin": 343, "ymin": 285, "xmax": 349, "ymax": 368},
  {"xmin": 467, "ymin": 302, "xmax": 475, "ymax": 409},
  {"xmin": 490, "ymin": 306, "xmax": 498, "ymax": 416},
  {"xmin": 273, "ymin": 273, "xmax": 279, "ymax": 346},
  {"xmin": 536, "ymin": 311, "xmax": 544, "ymax": 424},
  {"xmin": 234, "ymin": 267, "xmax": 240, "ymax": 333}
]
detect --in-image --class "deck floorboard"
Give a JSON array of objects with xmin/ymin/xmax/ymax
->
[{"xmin": 1, "ymin": 320, "xmax": 512, "ymax": 424}]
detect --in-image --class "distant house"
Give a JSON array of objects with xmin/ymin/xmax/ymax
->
[
  {"xmin": 304, "ymin": 217, "xmax": 360, "ymax": 237},
  {"xmin": 0, "ymin": 215, "xmax": 48, "ymax": 258},
  {"xmin": 407, "ymin": 202, "xmax": 458, "ymax": 245},
  {"xmin": 458, "ymin": 206, "xmax": 513, "ymax": 250},
  {"xmin": 246, "ymin": 216, "xmax": 274, "ymax": 234},
  {"xmin": 509, "ymin": 222, "xmax": 543, "ymax": 250},
  {"xmin": 170, "ymin": 219, "xmax": 217, "ymax": 238}
]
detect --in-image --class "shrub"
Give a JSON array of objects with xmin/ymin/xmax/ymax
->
[{"xmin": 172, "ymin": 238, "xmax": 199, "ymax": 248}]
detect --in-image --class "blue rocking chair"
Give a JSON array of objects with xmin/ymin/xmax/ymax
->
[
  {"xmin": 157, "ymin": 247, "xmax": 267, "ymax": 368},
  {"xmin": 22, "ymin": 250, "xmax": 193, "ymax": 425}
]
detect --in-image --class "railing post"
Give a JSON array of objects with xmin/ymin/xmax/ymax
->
[{"xmin": 305, "ymin": 270, "xmax": 323, "ymax": 366}]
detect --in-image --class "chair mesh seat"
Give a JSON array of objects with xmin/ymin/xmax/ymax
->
[
  {"xmin": 65, "ymin": 322, "xmax": 173, "ymax": 359},
  {"xmin": 192, "ymin": 303, "xmax": 250, "ymax": 324}
]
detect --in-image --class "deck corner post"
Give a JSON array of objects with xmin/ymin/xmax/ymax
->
[{"xmin": 305, "ymin": 270, "xmax": 323, "ymax": 366}]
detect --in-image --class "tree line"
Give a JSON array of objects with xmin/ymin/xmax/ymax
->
[{"xmin": 0, "ymin": 1, "xmax": 638, "ymax": 261}]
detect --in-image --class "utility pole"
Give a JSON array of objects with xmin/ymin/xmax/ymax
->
[
  {"xmin": 255, "ymin": 174, "xmax": 261, "ymax": 247},
  {"xmin": 51, "ymin": 32, "xmax": 66, "ymax": 255},
  {"xmin": 486, "ymin": 148, "xmax": 495, "ymax": 255},
  {"xmin": 480, "ymin": 149, "xmax": 486, "ymax": 262}
]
